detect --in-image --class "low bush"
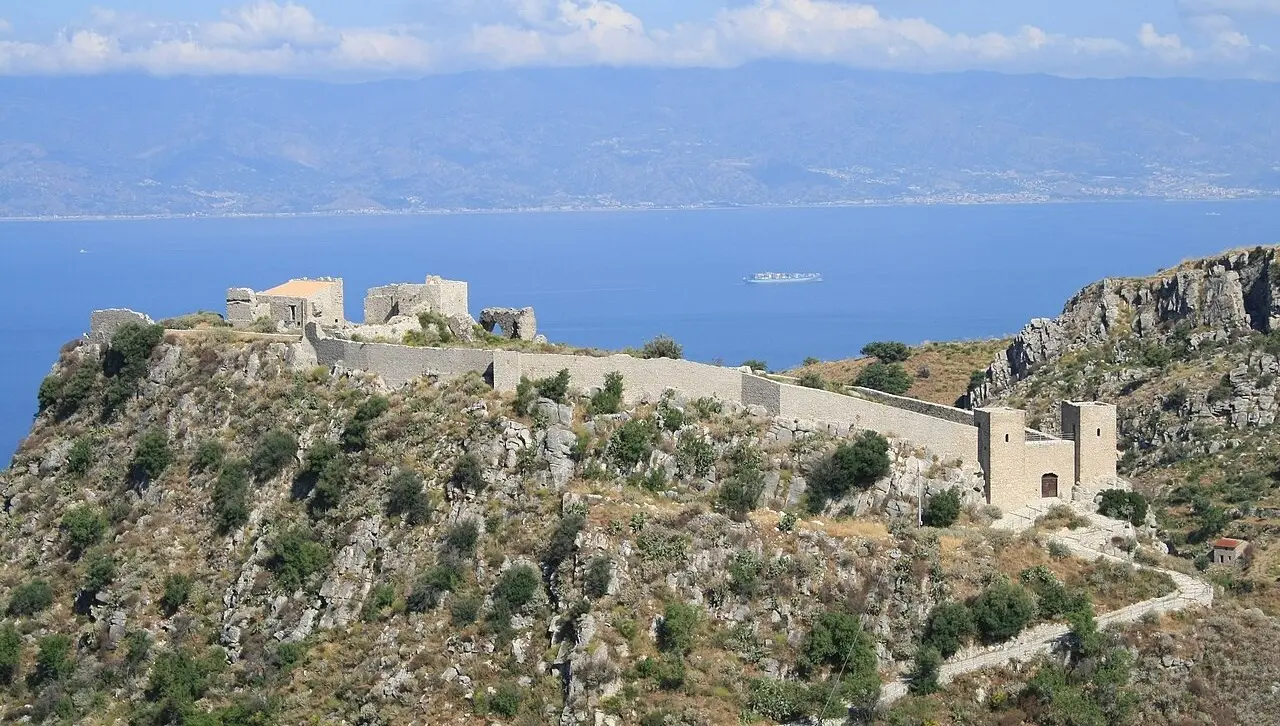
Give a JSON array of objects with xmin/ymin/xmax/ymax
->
[
  {"xmin": 798, "ymin": 611, "xmax": 881, "ymax": 710},
  {"xmin": 130, "ymin": 429, "xmax": 173, "ymax": 484},
  {"xmin": 922, "ymin": 488, "xmax": 962, "ymax": 527},
  {"xmin": 160, "ymin": 573, "xmax": 193, "ymax": 616},
  {"xmin": 657, "ymin": 399, "xmax": 685, "ymax": 432},
  {"xmin": 640, "ymin": 335, "xmax": 683, "ymax": 360},
  {"xmin": 923, "ymin": 601, "xmax": 975, "ymax": 658},
  {"xmin": 7, "ymin": 579, "xmax": 54, "ymax": 617},
  {"xmin": 971, "ymin": 579, "xmax": 1037, "ymax": 642},
  {"xmin": 250, "ymin": 429, "xmax": 297, "ymax": 482},
  {"xmin": 492, "ymin": 566, "xmax": 539, "ymax": 613},
  {"xmin": 718, "ymin": 445, "xmax": 766, "ymax": 520},
  {"xmin": 589, "ymin": 371, "xmax": 624, "ymax": 415},
  {"xmin": 143, "ymin": 646, "xmax": 225, "ymax": 720},
  {"xmin": 657, "ymin": 602, "xmax": 700, "ymax": 655},
  {"xmin": 82, "ymin": 551, "xmax": 117, "ymax": 593},
  {"xmin": 907, "ymin": 646, "xmax": 942, "ymax": 695},
  {"xmin": 38, "ymin": 363, "xmax": 98, "ymax": 420},
  {"xmin": 101, "ymin": 322, "xmax": 165, "ymax": 419},
  {"xmin": 0, "ymin": 623, "xmax": 19, "ymax": 684},
  {"xmin": 637, "ymin": 655, "xmax": 687, "ymax": 690},
  {"xmin": 407, "ymin": 560, "xmax": 465, "ymax": 612},
  {"xmin": 854, "ymin": 361, "xmax": 913, "ymax": 395},
  {"xmin": 450, "ymin": 595, "xmax": 482, "ymax": 626},
  {"xmin": 608, "ymin": 417, "xmax": 657, "ymax": 471},
  {"xmin": 543, "ymin": 512, "xmax": 586, "ymax": 571},
  {"xmin": 445, "ymin": 520, "xmax": 481, "ymax": 557},
  {"xmin": 362, "ymin": 583, "xmax": 396, "ymax": 622},
  {"xmin": 61, "ymin": 505, "xmax": 107, "ymax": 556},
  {"xmin": 861, "ymin": 341, "xmax": 911, "ymax": 363},
  {"xmin": 212, "ymin": 460, "xmax": 252, "ymax": 534},
  {"xmin": 191, "ymin": 439, "xmax": 225, "ymax": 473},
  {"xmin": 266, "ymin": 528, "xmax": 331, "ymax": 592},
  {"xmin": 797, "ymin": 371, "xmax": 827, "ymax": 390},
  {"xmin": 675, "ymin": 435, "xmax": 715, "ymax": 478},
  {"xmin": 805, "ymin": 432, "xmax": 891, "ymax": 513},
  {"xmin": 450, "ymin": 454, "xmax": 488, "ymax": 494},
  {"xmin": 31, "ymin": 634, "xmax": 73, "ymax": 689},
  {"xmin": 1097, "ymin": 489, "xmax": 1148, "ymax": 526},
  {"xmin": 386, "ymin": 470, "xmax": 432, "ymax": 525},
  {"xmin": 341, "ymin": 395, "xmax": 389, "ymax": 451},
  {"xmin": 487, "ymin": 682, "xmax": 523, "ymax": 717},
  {"xmin": 66, "ymin": 438, "xmax": 94, "ymax": 475},
  {"xmin": 584, "ymin": 556, "xmax": 612, "ymax": 599},
  {"xmin": 749, "ymin": 678, "xmax": 816, "ymax": 722}
]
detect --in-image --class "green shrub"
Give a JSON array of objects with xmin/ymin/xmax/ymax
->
[
  {"xmin": 450, "ymin": 595, "xmax": 482, "ymax": 626},
  {"xmin": 131, "ymin": 429, "xmax": 173, "ymax": 484},
  {"xmin": 924, "ymin": 601, "xmax": 975, "ymax": 658},
  {"xmin": 728, "ymin": 551, "xmax": 762, "ymax": 597},
  {"xmin": 922, "ymin": 488, "xmax": 962, "ymax": 527},
  {"xmin": 543, "ymin": 512, "xmax": 586, "ymax": 570},
  {"xmin": 657, "ymin": 400, "xmax": 685, "ymax": 432},
  {"xmin": 82, "ymin": 551, "xmax": 117, "ymax": 593},
  {"xmin": 212, "ymin": 459, "xmax": 252, "ymax": 534},
  {"xmin": 854, "ymin": 361, "xmax": 913, "ymax": 395},
  {"xmin": 407, "ymin": 560, "xmax": 464, "ymax": 612},
  {"xmin": 38, "ymin": 364, "xmax": 98, "ymax": 420},
  {"xmin": 805, "ymin": 432, "xmax": 891, "ymax": 513},
  {"xmin": 272, "ymin": 642, "xmax": 306, "ymax": 675},
  {"xmin": 191, "ymin": 440, "xmax": 225, "ymax": 473},
  {"xmin": 585, "ymin": 556, "xmax": 612, "ymax": 599},
  {"xmin": 637, "ymin": 655, "xmax": 687, "ymax": 690},
  {"xmin": 250, "ymin": 430, "xmax": 297, "ymax": 482},
  {"xmin": 308, "ymin": 454, "xmax": 349, "ymax": 514},
  {"xmin": 589, "ymin": 372, "xmax": 624, "ymax": 415},
  {"xmin": 144, "ymin": 647, "xmax": 225, "ymax": 719},
  {"xmin": 742, "ymin": 359, "xmax": 769, "ymax": 372},
  {"xmin": 675, "ymin": 434, "xmax": 715, "ymax": 478},
  {"xmin": 445, "ymin": 520, "xmax": 481, "ymax": 557},
  {"xmin": 608, "ymin": 417, "xmax": 657, "ymax": 471},
  {"xmin": 66, "ymin": 438, "xmax": 94, "ymax": 475},
  {"xmin": 1097, "ymin": 489, "xmax": 1148, "ymax": 526},
  {"xmin": 450, "ymin": 453, "xmax": 488, "ymax": 494},
  {"xmin": 7, "ymin": 579, "xmax": 54, "ymax": 617},
  {"xmin": 266, "ymin": 528, "xmax": 330, "ymax": 592},
  {"xmin": 1020, "ymin": 565, "xmax": 1085, "ymax": 620},
  {"xmin": 803, "ymin": 357, "xmax": 821, "ymax": 366},
  {"xmin": 1139, "ymin": 344, "xmax": 1173, "ymax": 368},
  {"xmin": 341, "ymin": 395, "xmax": 389, "ymax": 451},
  {"xmin": 492, "ymin": 566, "xmax": 539, "ymax": 612},
  {"xmin": 101, "ymin": 322, "xmax": 165, "ymax": 419},
  {"xmin": 798, "ymin": 611, "xmax": 880, "ymax": 710},
  {"xmin": 362, "ymin": 583, "xmax": 396, "ymax": 622},
  {"xmin": 1207, "ymin": 374, "xmax": 1234, "ymax": 404},
  {"xmin": 61, "ymin": 505, "xmax": 107, "ymax": 556},
  {"xmin": 488, "ymin": 681, "xmax": 523, "ymax": 717},
  {"xmin": 640, "ymin": 335, "xmax": 683, "ymax": 360},
  {"xmin": 161, "ymin": 574, "xmax": 193, "ymax": 616},
  {"xmin": 386, "ymin": 470, "xmax": 432, "ymax": 525},
  {"xmin": 748, "ymin": 677, "xmax": 815, "ymax": 722},
  {"xmin": 907, "ymin": 646, "xmax": 942, "ymax": 695},
  {"xmin": 860, "ymin": 341, "xmax": 911, "ymax": 363},
  {"xmin": 968, "ymin": 370, "xmax": 987, "ymax": 391},
  {"xmin": 0, "ymin": 623, "xmax": 20, "ymax": 684},
  {"xmin": 971, "ymin": 579, "xmax": 1037, "ymax": 642},
  {"xmin": 31, "ymin": 634, "xmax": 73, "ymax": 688},
  {"xmin": 797, "ymin": 371, "xmax": 827, "ymax": 390},
  {"xmin": 778, "ymin": 511, "xmax": 798, "ymax": 532},
  {"xmin": 123, "ymin": 631, "xmax": 151, "ymax": 673},
  {"xmin": 417, "ymin": 311, "xmax": 456, "ymax": 344},
  {"xmin": 657, "ymin": 602, "xmax": 700, "ymax": 655}
]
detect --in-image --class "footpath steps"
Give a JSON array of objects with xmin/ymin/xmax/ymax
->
[{"xmin": 877, "ymin": 512, "xmax": 1215, "ymax": 708}]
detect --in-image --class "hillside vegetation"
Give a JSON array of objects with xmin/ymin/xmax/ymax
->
[
  {"xmin": 0, "ymin": 320, "xmax": 1212, "ymax": 725},
  {"xmin": 789, "ymin": 340, "xmax": 1010, "ymax": 406}
]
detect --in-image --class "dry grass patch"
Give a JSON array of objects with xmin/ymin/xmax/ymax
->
[{"xmin": 787, "ymin": 339, "xmax": 1010, "ymax": 405}]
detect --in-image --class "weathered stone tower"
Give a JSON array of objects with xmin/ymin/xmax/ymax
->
[
  {"xmin": 1060, "ymin": 401, "xmax": 1118, "ymax": 484},
  {"xmin": 975, "ymin": 407, "xmax": 1026, "ymax": 511}
]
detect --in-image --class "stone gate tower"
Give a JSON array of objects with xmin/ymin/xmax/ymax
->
[{"xmin": 1060, "ymin": 401, "xmax": 1118, "ymax": 485}]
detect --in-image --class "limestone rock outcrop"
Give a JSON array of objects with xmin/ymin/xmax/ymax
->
[{"xmin": 971, "ymin": 246, "xmax": 1280, "ymax": 406}]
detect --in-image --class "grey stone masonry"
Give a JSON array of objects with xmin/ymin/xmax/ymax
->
[
  {"xmin": 89, "ymin": 309, "xmax": 155, "ymax": 345},
  {"xmin": 480, "ymin": 307, "xmax": 538, "ymax": 341},
  {"xmin": 363, "ymin": 275, "xmax": 470, "ymax": 324}
]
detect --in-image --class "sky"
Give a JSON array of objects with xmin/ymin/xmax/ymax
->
[{"xmin": 0, "ymin": 0, "xmax": 1277, "ymax": 79}]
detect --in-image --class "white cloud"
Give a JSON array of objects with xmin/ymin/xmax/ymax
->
[
  {"xmin": 1181, "ymin": 0, "xmax": 1280, "ymax": 15},
  {"xmin": 0, "ymin": 18, "xmax": 11, "ymax": 35},
  {"xmin": 0, "ymin": 0, "xmax": 1272, "ymax": 79}
]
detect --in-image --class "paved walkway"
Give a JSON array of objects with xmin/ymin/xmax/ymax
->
[{"xmin": 878, "ymin": 508, "xmax": 1214, "ymax": 707}]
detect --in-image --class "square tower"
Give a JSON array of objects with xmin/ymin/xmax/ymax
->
[
  {"xmin": 1061, "ymin": 401, "xmax": 1117, "ymax": 484},
  {"xmin": 975, "ymin": 407, "xmax": 1026, "ymax": 511}
]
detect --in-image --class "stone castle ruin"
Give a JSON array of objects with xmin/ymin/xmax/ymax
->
[{"xmin": 92, "ymin": 272, "xmax": 1119, "ymax": 525}]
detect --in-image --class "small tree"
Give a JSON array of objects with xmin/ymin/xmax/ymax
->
[
  {"xmin": 191, "ymin": 439, "xmax": 225, "ymax": 473},
  {"xmin": 608, "ymin": 418, "xmax": 657, "ymax": 471},
  {"xmin": 657, "ymin": 602, "xmax": 700, "ymax": 655},
  {"xmin": 266, "ymin": 528, "xmax": 330, "ymax": 592},
  {"xmin": 82, "ymin": 551, "xmax": 117, "ymax": 593},
  {"xmin": 923, "ymin": 488, "xmax": 962, "ymax": 528},
  {"xmin": 797, "ymin": 371, "xmax": 827, "ymax": 390},
  {"xmin": 31, "ymin": 634, "xmax": 73, "ymax": 688},
  {"xmin": 741, "ymin": 359, "xmax": 769, "ymax": 372},
  {"xmin": 805, "ymin": 432, "xmax": 891, "ymax": 513},
  {"xmin": 1097, "ymin": 489, "xmax": 1148, "ymax": 526},
  {"xmin": 907, "ymin": 646, "xmax": 942, "ymax": 695},
  {"xmin": 923, "ymin": 601, "xmax": 976, "ymax": 658},
  {"xmin": 543, "ymin": 512, "xmax": 586, "ymax": 571},
  {"xmin": 66, "ymin": 438, "xmax": 94, "ymax": 475},
  {"xmin": 341, "ymin": 395, "xmax": 390, "ymax": 451},
  {"xmin": 718, "ymin": 444, "xmax": 766, "ymax": 520},
  {"xmin": 854, "ymin": 361, "xmax": 913, "ymax": 395},
  {"xmin": 61, "ymin": 505, "xmax": 107, "ymax": 557},
  {"xmin": 675, "ymin": 435, "xmax": 715, "ymax": 479},
  {"xmin": 445, "ymin": 520, "xmax": 481, "ymax": 558},
  {"xmin": 584, "ymin": 557, "xmax": 612, "ymax": 599},
  {"xmin": 131, "ymin": 429, "xmax": 173, "ymax": 484},
  {"xmin": 250, "ymin": 429, "xmax": 297, "ymax": 482},
  {"xmin": 971, "ymin": 579, "xmax": 1037, "ymax": 642},
  {"xmin": 860, "ymin": 341, "xmax": 911, "ymax": 363},
  {"xmin": 212, "ymin": 460, "xmax": 251, "ymax": 534},
  {"xmin": 640, "ymin": 335, "xmax": 683, "ymax": 360},
  {"xmin": 535, "ymin": 369, "xmax": 572, "ymax": 404},
  {"xmin": 160, "ymin": 574, "xmax": 193, "ymax": 616},
  {"xmin": 386, "ymin": 470, "xmax": 432, "ymax": 525}
]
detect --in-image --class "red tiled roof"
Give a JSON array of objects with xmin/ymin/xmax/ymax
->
[{"xmin": 1213, "ymin": 538, "xmax": 1245, "ymax": 549}]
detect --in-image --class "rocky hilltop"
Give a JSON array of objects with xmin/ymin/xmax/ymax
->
[{"xmin": 1, "ymin": 271, "xmax": 1278, "ymax": 725}]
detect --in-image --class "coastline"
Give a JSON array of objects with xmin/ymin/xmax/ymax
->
[{"xmin": 0, "ymin": 194, "xmax": 1273, "ymax": 225}]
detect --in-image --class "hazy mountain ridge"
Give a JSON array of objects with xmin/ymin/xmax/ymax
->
[{"xmin": 2, "ymin": 66, "xmax": 1279, "ymax": 218}]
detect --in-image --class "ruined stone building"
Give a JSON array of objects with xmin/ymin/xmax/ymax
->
[
  {"xmin": 363, "ymin": 276, "xmax": 469, "ymax": 324},
  {"xmin": 227, "ymin": 278, "xmax": 345, "ymax": 330}
]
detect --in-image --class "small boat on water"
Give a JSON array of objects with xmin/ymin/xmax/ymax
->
[{"xmin": 744, "ymin": 272, "xmax": 823, "ymax": 284}]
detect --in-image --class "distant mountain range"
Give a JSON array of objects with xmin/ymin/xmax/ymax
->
[{"xmin": 1, "ymin": 64, "xmax": 1278, "ymax": 218}]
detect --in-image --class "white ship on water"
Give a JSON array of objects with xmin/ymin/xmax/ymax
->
[{"xmin": 744, "ymin": 272, "xmax": 823, "ymax": 284}]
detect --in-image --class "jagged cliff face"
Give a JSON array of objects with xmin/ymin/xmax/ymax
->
[{"xmin": 972, "ymin": 246, "xmax": 1280, "ymax": 409}]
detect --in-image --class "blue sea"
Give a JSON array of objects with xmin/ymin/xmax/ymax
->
[{"xmin": 2, "ymin": 201, "xmax": 1277, "ymax": 461}]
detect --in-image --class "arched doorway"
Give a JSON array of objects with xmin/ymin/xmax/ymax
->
[{"xmin": 1041, "ymin": 473, "xmax": 1059, "ymax": 498}]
